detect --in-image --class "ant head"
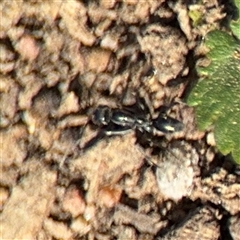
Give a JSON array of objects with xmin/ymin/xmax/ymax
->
[{"xmin": 91, "ymin": 106, "xmax": 111, "ymax": 126}]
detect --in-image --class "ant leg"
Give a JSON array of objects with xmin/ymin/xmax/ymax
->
[
  {"xmin": 80, "ymin": 124, "xmax": 132, "ymax": 152},
  {"xmin": 104, "ymin": 124, "xmax": 133, "ymax": 136},
  {"xmin": 80, "ymin": 130, "xmax": 106, "ymax": 152}
]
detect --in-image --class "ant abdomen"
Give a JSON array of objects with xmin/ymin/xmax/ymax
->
[{"xmin": 153, "ymin": 113, "xmax": 184, "ymax": 133}]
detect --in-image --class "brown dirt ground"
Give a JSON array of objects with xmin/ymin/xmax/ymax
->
[{"xmin": 0, "ymin": 1, "xmax": 239, "ymax": 240}]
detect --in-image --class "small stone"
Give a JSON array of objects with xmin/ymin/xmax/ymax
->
[
  {"xmin": 70, "ymin": 216, "xmax": 91, "ymax": 235},
  {"xmin": 98, "ymin": 186, "xmax": 122, "ymax": 208},
  {"xmin": 206, "ymin": 132, "xmax": 216, "ymax": 146},
  {"xmin": 57, "ymin": 92, "xmax": 80, "ymax": 117},
  {"xmin": 83, "ymin": 204, "xmax": 96, "ymax": 221},
  {"xmin": 15, "ymin": 35, "xmax": 40, "ymax": 61},
  {"xmin": 62, "ymin": 188, "xmax": 86, "ymax": 217},
  {"xmin": 0, "ymin": 187, "xmax": 9, "ymax": 210},
  {"xmin": 156, "ymin": 141, "xmax": 199, "ymax": 201},
  {"xmin": 44, "ymin": 218, "xmax": 73, "ymax": 240}
]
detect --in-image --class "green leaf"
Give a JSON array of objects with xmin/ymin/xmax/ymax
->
[
  {"xmin": 188, "ymin": 9, "xmax": 203, "ymax": 26},
  {"xmin": 230, "ymin": 0, "xmax": 240, "ymax": 39},
  {"xmin": 187, "ymin": 30, "xmax": 240, "ymax": 164}
]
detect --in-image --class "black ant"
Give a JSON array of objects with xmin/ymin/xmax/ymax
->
[
  {"xmin": 80, "ymin": 101, "xmax": 183, "ymax": 151},
  {"xmin": 91, "ymin": 105, "xmax": 183, "ymax": 136}
]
